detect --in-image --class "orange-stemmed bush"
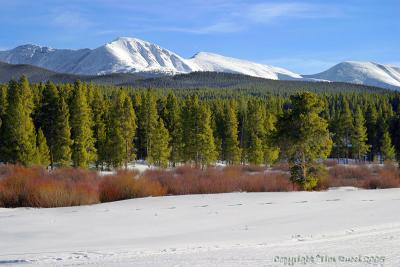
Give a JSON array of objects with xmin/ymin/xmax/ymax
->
[
  {"xmin": 0, "ymin": 165, "xmax": 99, "ymax": 208},
  {"xmin": 144, "ymin": 165, "xmax": 293, "ymax": 195},
  {"xmin": 326, "ymin": 162, "xmax": 400, "ymax": 189},
  {"xmin": 1, "ymin": 162, "xmax": 400, "ymax": 208},
  {"xmin": 98, "ymin": 170, "xmax": 166, "ymax": 202}
]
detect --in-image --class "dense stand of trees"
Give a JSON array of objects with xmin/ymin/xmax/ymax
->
[{"xmin": 0, "ymin": 76, "xmax": 399, "ymax": 172}]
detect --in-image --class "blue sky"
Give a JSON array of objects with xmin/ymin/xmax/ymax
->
[{"xmin": 0, "ymin": 0, "xmax": 399, "ymax": 74}]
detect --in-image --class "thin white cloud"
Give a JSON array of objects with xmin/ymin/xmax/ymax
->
[
  {"xmin": 245, "ymin": 2, "xmax": 342, "ymax": 22},
  {"xmin": 52, "ymin": 10, "xmax": 93, "ymax": 30},
  {"xmin": 164, "ymin": 21, "xmax": 244, "ymax": 34},
  {"xmin": 140, "ymin": 2, "xmax": 346, "ymax": 35}
]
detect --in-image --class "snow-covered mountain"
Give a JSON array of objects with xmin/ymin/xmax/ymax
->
[
  {"xmin": 189, "ymin": 52, "xmax": 302, "ymax": 80},
  {"xmin": 0, "ymin": 38, "xmax": 199, "ymax": 75},
  {"xmin": 304, "ymin": 61, "xmax": 400, "ymax": 90},
  {"xmin": 1, "ymin": 37, "xmax": 400, "ymax": 90},
  {"xmin": 73, "ymin": 37, "xmax": 200, "ymax": 75},
  {"xmin": 0, "ymin": 37, "xmax": 299, "ymax": 80},
  {"xmin": 0, "ymin": 44, "xmax": 91, "ymax": 74}
]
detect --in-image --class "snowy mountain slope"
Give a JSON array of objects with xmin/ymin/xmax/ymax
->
[
  {"xmin": 304, "ymin": 61, "xmax": 400, "ymax": 90},
  {"xmin": 71, "ymin": 37, "xmax": 200, "ymax": 75},
  {"xmin": 1, "ymin": 189, "xmax": 400, "ymax": 266},
  {"xmin": 0, "ymin": 38, "xmax": 199, "ymax": 75},
  {"xmin": 189, "ymin": 52, "xmax": 302, "ymax": 80},
  {"xmin": 0, "ymin": 44, "xmax": 91, "ymax": 73},
  {"xmin": 0, "ymin": 37, "xmax": 299, "ymax": 79}
]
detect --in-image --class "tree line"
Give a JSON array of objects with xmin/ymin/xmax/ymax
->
[{"xmin": 0, "ymin": 76, "xmax": 398, "ymax": 173}]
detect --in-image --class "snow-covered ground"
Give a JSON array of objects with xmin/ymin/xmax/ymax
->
[{"xmin": 1, "ymin": 188, "xmax": 400, "ymax": 266}]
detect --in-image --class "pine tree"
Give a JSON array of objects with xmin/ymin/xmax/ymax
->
[
  {"xmin": 121, "ymin": 93, "xmax": 137, "ymax": 168},
  {"xmin": 138, "ymin": 90, "xmax": 158, "ymax": 159},
  {"xmin": 0, "ymin": 84, "xmax": 7, "ymax": 120},
  {"xmin": 182, "ymin": 96, "xmax": 216, "ymax": 167},
  {"xmin": 147, "ymin": 118, "xmax": 171, "ymax": 167},
  {"xmin": 247, "ymin": 133, "xmax": 264, "ymax": 164},
  {"xmin": 337, "ymin": 98, "xmax": 353, "ymax": 161},
  {"xmin": 0, "ymin": 85, "xmax": 7, "ymax": 150},
  {"xmin": 245, "ymin": 99, "xmax": 266, "ymax": 164},
  {"xmin": 164, "ymin": 93, "xmax": 183, "ymax": 166},
  {"xmin": 107, "ymin": 90, "xmax": 137, "ymax": 168},
  {"xmin": 275, "ymin": 92, "xmax": 332, "ymax": 188},
  {"xmin": 263, "ymin": 106, "xmax": 279, "ymax": 165},
  {"xmin": 223, "ymin": 101, "xmax": 241, "ymax": 164},
  {"xmin": 36, "ymin": 128, "xmax": 50, "ymax": 166},
  {"xmin": 53, "ymin": 97, "xmax": 72, "ymax": 167},
  {"xmin": 210, "ymin": 100, "xmax": 225, "ymax": 160},
  {"xmin": 365, "ymin": 104, "xmax": 378, "ymax": 161},
  {"xmin": 196, "ymin": 103, "xmax": 217, "ymax": 166},
  {"xmin": 1, "ymin": 77, "xmax": 37, "ymax": 165},
  {"xmin": 381, "ymin": 131, "xmax": 396, "ymax": 161},
  {"xmin": 352, "ymin": 106, "xmax": 370, "ymax": 160},
  {"xmin": 91, "ymin": 89, "xmax": 108, "ymax": 169},
  {"xmin": 70, "ymin": 81, "xmax": 96, "ymax": 168},
  {"xmin": 38, "ymin": 81, "xmax": 60, "ymax": 168}
]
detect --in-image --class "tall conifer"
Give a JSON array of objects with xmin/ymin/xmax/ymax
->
[
  {"xmin": 1, "ymin": 77, "xmax": 37, "ymax": 165},
  {"xmin": 54, "ymin": 97, "xmax": 72, "ymax": 167},
  {"xmin": 352, "ymin": 107, "xmax": 370, "ymax": 160},
  {"xmin": 70, "ymin": 81, "xmax": 96, "ymax": 168},
  {"xmin": 148, "ymin": 118, "xmax": 170, "ymax": 167},
  {"xmin": 223, "ymin": 101, "xmax": 241, "ymax": 164},
  {"xmin": 36, "ymin": 128, "xmax": 50, "ymax": 166}
]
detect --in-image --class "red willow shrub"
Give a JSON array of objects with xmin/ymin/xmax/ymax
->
[
  {"xmin": 0, "ymin": 165, "xmax": 99, "ymax": 208},
  {"xmin": 144, "ymin": 165, "xmax": 293, "ymax": 195},
  {"xmin": 2, "ymin": 162, "xmax": 399, "ymax": 208},
  {"xmin": 98, "ymin": 170, "xmax": 166, "ymax": 202},
  {"xmin": 326, "ymin": 163, "xmax": 400, "ymax": 189}
]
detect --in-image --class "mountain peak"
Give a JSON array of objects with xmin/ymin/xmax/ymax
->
[
  {"xmin": 305, "ymin": 61, "xmax": 400, "ymax": 89},
  {"xmin": 110, "ymin": 36, "xmax": 149, "ymax": 44},
  {"xmin": 13, "ymin": 44, "xmax": 54, "ymax": 52}
]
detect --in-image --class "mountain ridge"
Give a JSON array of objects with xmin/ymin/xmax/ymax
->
[{"xmin": 1, "ymin": 37, "xmax": 399, "ymax": 90}]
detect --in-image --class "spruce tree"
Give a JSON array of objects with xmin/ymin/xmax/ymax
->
[
  {"xmin": 381, "ymin": 131, "xmax": 396, "ymax": 161},
  {"xmin": 164, "ymin": 93, "xmax": 183, "ymax": 166},
  {"xmin": 36, "ymin": 128, "xmax": 50, "ymax": 166},
  {"xmin": 223, "ymin": 101, "xmax": 241, "ymax": 164},
  {"xmin": 263, "ymin": 107, "xmax": 279, "ymax": 165},
  {"xmin": 245, "ymin": 99, "xmax": 266, "ymax": 164},
  {"xmin": 0, "ymin": 85, "xmax": 7, "ymax": 150},
  {"xmin": 121, "ymin": 93, "xmax": 137, "ymax": 168},
  {"xmin": 1, "ymin": 77, "xmax": 37, "ymax": 165},
  {"xmin": 138, "ymin": 90, "xmax": 158, "ymax": 159},
  {"xmin": 38, "ymin": 81, "xmax": 60, "ymax": 168},
  {"xmin": 91, "ymin": 89, "xmax": 108, "ymax": 169},
  {"xmin": 147, "ymin": 118, "xmax": 171, "ymax": 167},
  {"xmin": 365, "ymin": 104, "xmax": 378, "ymax": 161},
  {"xmin": 352, "ymin": 107, "xmax": 370, "ymax": 160},
  {"xmin": 337, "ymin": 99, "xmax": 353, "ymax": 161},
  {"xmin": 70, "ymin": 81, "xmax": 96, "ymax": 168},
  {"xmin": 54, "ymin": 97, "xmax": 72, "ymax": 167},
  {"xmin": 182, "ymin": 96, "xmax": 216, "ymax": 167},
  {"xmin": 107, "ymin": 90, "xmax": 137, "ymax": 168},
  {"xmin": 247, "ymin": 133, "xmax": 264, "ymax": 164},
  {"xmin": 196, "ymin": 103, "xmax": 217, "ymax": 166},
  {"xmin": 210, "ymin": 100, "xmax": 225, "ymax": 160},
  {"xmin": 275, "ymin": 92, "xmax": 332, "ymax": 188},
  {"xmin": 0, "ymin": 84, "xmax": 7, "ymax": 120}
]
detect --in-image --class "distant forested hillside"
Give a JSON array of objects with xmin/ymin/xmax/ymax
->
[{"xmin": 0, "ymin": 61, "xmax": 390, "ymax": 96}]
